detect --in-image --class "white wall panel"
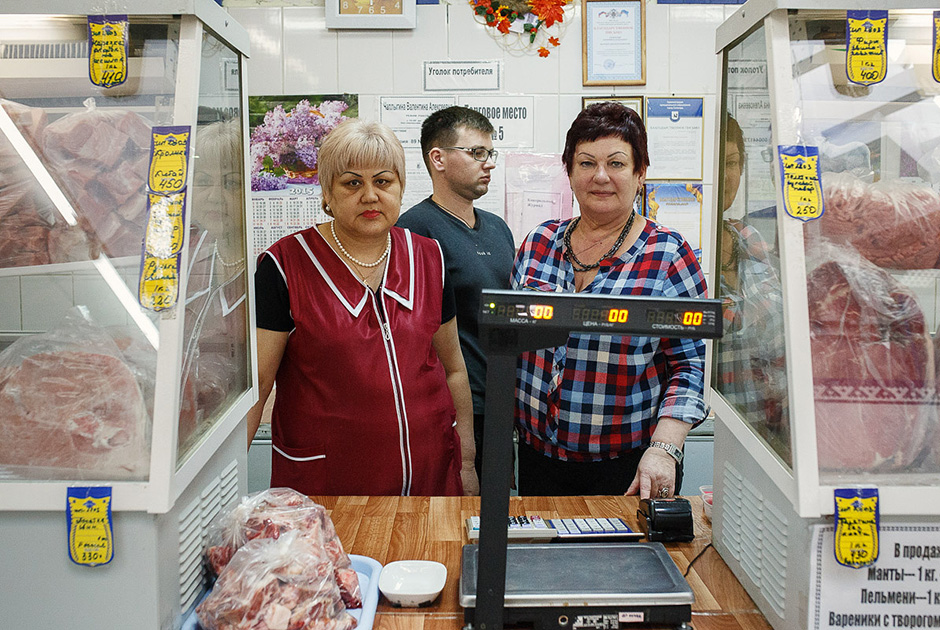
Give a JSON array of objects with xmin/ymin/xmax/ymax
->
[
  {"xmin": 337, "ymin": 30, "xmax": 396, "ymax": 94},
  {"xmin": 668, "ymin": 6, "xmax": 724, "ymax": 95},
  {"xmin": 556, "ymin": 4, "xmax": 584, "ymax": 95},
  {"xmin": 446, "ymin": 5, "xmax": 506, "ymax": 62},
  {"xmin": 283, "ymin": 7, "xmax": 339, "ymax": 94},
  {"xmin": 392, "ymin": 5, "xmax": 448, "ymax": 94},
  {"xmin": 643, "ymin": 2, "xmax": 671, "ymax": 95},
  {"xmin": 531, "ymin": 94, "xmax": 561, "ymax": 154},
  {"xmin": 228, "ymin": 7, "xmax": 284, "ymax": 95}
]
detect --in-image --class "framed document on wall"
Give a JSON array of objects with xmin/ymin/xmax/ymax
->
[
  {"xmin": 326, "ymin": 0, "xmax": 417, "ymax": 29},
  {"xmin": 581, "ymin": 0, "xmax": 645, "ymax": 85},
  {"xmin": 582, "ymin": 96, "xmax": 644, "ymax": 120}
]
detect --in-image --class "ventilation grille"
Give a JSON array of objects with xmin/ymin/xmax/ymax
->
[
  {"xmin": 0, "ymin": 42, "xmax": 88, "ymax": 59},
  {"xmin": 721, "ymin": 461, "xmax": 788, "ymax": 619},
  {"xmin": 178, "ymin": 459, "xmax": 240, "ymax": 614}
]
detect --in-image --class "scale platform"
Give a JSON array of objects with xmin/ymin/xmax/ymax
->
[{"xmin": 459, "ymin": 543, "xmax": 694, "ymax": 629}]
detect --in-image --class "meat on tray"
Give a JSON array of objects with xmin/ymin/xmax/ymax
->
[
  {"xmin": 813, "ymin": 171, "xmax": 940, "ymax": 269},
  {"xmin": 808, "ymin": 255, "xmax": 935, "ymax": 473},
  {"xmin": 197, "ymin": 530, "xmax": 357, "ymax": 630},
  {"xmin": 206, "ymin": 488, "xmax": 362, "ymax": 609}
]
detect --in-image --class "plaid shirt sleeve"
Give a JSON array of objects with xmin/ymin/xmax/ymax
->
[{"xmin": 512, "ymin": 219, "xmax": 708, "ymax": 462}]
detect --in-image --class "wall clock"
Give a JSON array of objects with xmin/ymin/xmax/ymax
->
[{"xmin": 326, "ymin": 0, "xmax": 416, "ymax": 29}]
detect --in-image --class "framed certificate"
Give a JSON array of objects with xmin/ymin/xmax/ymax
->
[
  {"xmin": 581, "ymin": 0, "xmax": 645, "ymax": 85},
  {"xmin": 582, "ymin": 96, "xmax": 644, "ymax": 121},
  {"xmin": 326, "ymin": 0, "xmax": 416, "ymax": 29}
]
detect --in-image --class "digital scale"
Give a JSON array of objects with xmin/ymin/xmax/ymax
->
[{"xmin": 462, "ymin": 290, "xmax": 722, "ymax": 630}]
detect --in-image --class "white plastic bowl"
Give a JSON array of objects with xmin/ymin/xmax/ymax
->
[
  {"xmin": 378, "ymin": 560, "xmax": 447, "ymax": 607},
  {"xmin": 700, "ymin": 485, "xmax": 714, "ymax": 521}
]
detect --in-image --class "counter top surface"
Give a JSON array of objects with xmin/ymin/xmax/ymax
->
[{"xmin": 310, "ymin": 495, "xmax": 770, "ymax": 630}]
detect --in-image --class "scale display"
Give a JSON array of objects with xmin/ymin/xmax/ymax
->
[{"xmin": 480, "ymin": 290, "xmax": 722, "ymax": 339}]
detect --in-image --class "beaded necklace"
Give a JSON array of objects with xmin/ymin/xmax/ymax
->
[
  {"xmin": 563, "ymin": 212, "xmax": 635, "ymax": 272},
  {"xmin": 330, "ymin": 219, "xmax": 391, "ymax": 268}
]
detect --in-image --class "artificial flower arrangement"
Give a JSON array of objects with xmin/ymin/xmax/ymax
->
[
  {"xmin": 470, "ymin": 0, "xmax": 571, "ymax": 57},
  {"xmin": 249, "ymin": 99, "xmax": 351, "ymax": 191}
]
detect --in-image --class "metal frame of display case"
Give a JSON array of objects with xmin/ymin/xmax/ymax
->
[{"xmin": 0, "ymin": 0, "xmax": 255, "ymax": 515}]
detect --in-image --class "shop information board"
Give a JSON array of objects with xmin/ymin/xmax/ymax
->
[{"xmin": 810, "ymin": 524, "xmax": 940, "ymax": 629}]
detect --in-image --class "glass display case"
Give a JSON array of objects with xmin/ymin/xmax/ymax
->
[
  {"xmin": 709, "ymin": 0, "xmax": 940, "ymax": 626},
  {"xmin": 0, "ymin": 2, "xmax": 254, "ymax": 628}
]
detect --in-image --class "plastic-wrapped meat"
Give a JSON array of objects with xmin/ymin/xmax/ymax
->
[
  {"xmin": 812, "ymin": 171, "xmax": 940, "ymax": 269},
  {"xmin": 196, "ymin": 530, "xmax": 357, "ymax": 630},
  {"xmin": 808, "ymin": 249, "xmax": 935, "ymax": 473},
  {"xmin": 42, "ymin": 100, "xmax": 151, "ymax": 258},
  {"xmin": 206, "ymin": 488, "xmax": 362, "ymax": 609},
  {"xmin": 0, "ymin": 310, "xmax": 151, "ymax": 480}
]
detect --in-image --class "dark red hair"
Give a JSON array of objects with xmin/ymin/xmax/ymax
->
[{"xmin": 562, "ymin": 102, "xmax": 649, "ymax": 175}]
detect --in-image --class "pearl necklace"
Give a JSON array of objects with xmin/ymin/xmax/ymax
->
[
  {"xmin": 330, "ymin": 219, "xmax": 391, "ymax": 268},
  {"xmin": 214, "ymin": 243, "xmax": 245, "ymax": 270}
]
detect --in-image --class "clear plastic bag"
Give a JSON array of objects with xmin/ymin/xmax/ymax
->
[
  {"xmin": 196, "ymin": 530, "xmax": 357, "ymax": 630},
  {"xmin": 206, "ymin": 488, "xmax": 361, "ymax": 608},
  {"xmin": 806, "ymin": 243, "xmax": 936, "ymax": 475},
  {"xmin": 0, "ymin": 307, "xmax": 151, "ymax": 480},
  {"xmin": 814, "ymin": 171, "xmax": 940, "ymax": 269}
]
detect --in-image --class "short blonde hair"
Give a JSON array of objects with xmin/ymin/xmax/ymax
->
[{"xmin": 318, "ymin": 119, "xmax": 406, "ymax": 210}]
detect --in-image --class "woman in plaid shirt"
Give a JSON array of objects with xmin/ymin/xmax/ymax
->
[{"xmin": 512, "ymin": 102, "xmax": 708, "ymax": 497}]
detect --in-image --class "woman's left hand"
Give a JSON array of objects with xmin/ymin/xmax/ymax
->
[
  {"xmin": 625, "ymin": 446, "xmax": 677, "ymax": 499},
  {"xmin": 461, "ymin": 464, "xmax": 480, "ymax": 496}
]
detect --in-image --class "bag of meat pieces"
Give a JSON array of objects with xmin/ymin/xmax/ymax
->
[
  {"xmin": 807, "ymin": 244, "xmax": 936, "ymax": 475},
  {"xmin": 206, "ymin": 488, "xmax": 361, "ymax": 609},
  {"xmin": 812, "ymin": 171, "xmax": 940, "ymax": 269},
  {"xmin": 196, "ymin": 530, "xmax": 357, "ymax": 630}
]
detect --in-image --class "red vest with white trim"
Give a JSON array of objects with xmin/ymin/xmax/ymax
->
[{"xmin": 261, "ymin": 226, "xmax": 463, "ymax": 496}]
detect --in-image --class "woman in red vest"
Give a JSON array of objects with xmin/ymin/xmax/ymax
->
[{"xmin": 248, "ymin": 120, "xmax": 478, "ymax": 496}]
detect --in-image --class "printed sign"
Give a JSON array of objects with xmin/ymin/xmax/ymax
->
[
  {"xmin": 423, "ymin": 60, "xmax": 501, "ymax": 92},
  {"xmin": 777, "ymin": 145, "xmax": 825, "ymax": 222},
  {"xmin": 459, "ymin": 96, "xmax": 535, "ymax": 148},
  {"xmin": 834, "ymin": 487, "xmax": 879, "ymax": 569},
  {"xmin": 87, "ymin": 15, "xmax": 128, "ymax": 88},
  {"xmin": 149, "ymin": 126, "xmax": 191, "ymax": 194},
  {"xmin": 846, "ymin": 10, "xmax": 888, "ymax": 86},
  {"xmin": 67, "ymin": 487, "xmax": 114, "ymax": 567}
]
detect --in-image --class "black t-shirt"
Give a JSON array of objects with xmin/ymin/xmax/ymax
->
[{"xmin": 255, "ymin": 247, "xmax": 457, "ymax": 332}]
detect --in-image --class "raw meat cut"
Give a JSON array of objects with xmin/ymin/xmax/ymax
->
[
  {"xmin": 42, "ymin": 100, "xmax": 152, "ymax": 258},
  {"xmin": 196, "ymin": 530, "xmax": 357, "ymax": 630},
  {"xmin": 0, "ymin": 310, "xmax": 151, "ymax": 480},
  {"xmin": 811, "ymin": 171, "xmax": 940, "ymax": 269},
  {"xmin": 808, "ymin": 251, "xmax": 935, "ymax": 473},
  {"xmin": 206, "ymin": 488, "xmax": 362, "ymax": 609}
]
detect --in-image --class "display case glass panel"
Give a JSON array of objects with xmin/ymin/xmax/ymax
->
[
  {"xmin": 178, "ymin": 31, "xmax": 249, "ymax": 465},
  {"xmin": 714, "ymin": 23, "xmax": 792, "ymax": 468}
]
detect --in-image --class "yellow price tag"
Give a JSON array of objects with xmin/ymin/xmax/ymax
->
[
  {"xmin": 144, "ymin": 192, "xmax": 186, "ymax": 257},
  {"xmin": 846, "ymin": 11, "xmax": 888, "ymax": 86},
  {"xmin": 67, "ymin": 487, "xmax": 114, "ymax": 567},
  {"xmin": 138, "ymin": 253, "xmax": 180, "ymax": 312},
  {"xmin": 777, "ymin": 146, "xmax": 825, "ymax": 222},
  {"xmin": 933, "ymin": 12, "xmax": 940, "ymax": 83},
  {"xmin": 834, "ymin": 488, "xmax": 879, "ymax": 569},
  {"xmin": 87, "ymin": 16, "xmax": 128, "ymax": 89},
  {"xmin": 149, "ymin": 127, "xmax": 191, "ymax": 194}
]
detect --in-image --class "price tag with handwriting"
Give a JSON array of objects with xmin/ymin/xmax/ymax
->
[
  {"xmin": 138, "ymin": 252, "xmax": 181, "ymax": 312},
  {"xmin": 933, "ymin": 11, "xmax": 940, "ymax": 83},
  {"xmin": 834, "ymin": 487, "xmax": 879, "ymax": 569},
  {"xmin": 67, "ymin": 487, "xmax": 114, "ymax": 567},
  {"xmin": 149, "ymin": 126, "xmax": 191, "ymax": 194},
  {"xmin": 87, "ymin": 16, "xmax": 128, "ymax": 89},
  {"xmin": 846, "ymin": 10, "xmax": 888, "ymax": 86},
  {"xmin": 778, "ymin": 145, "xmax": 825, "ymax": 222}
]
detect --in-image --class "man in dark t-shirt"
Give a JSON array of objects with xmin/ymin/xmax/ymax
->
[{"xmin": 396, "ymin": 106, "xmax": 516, "ymax": 480}]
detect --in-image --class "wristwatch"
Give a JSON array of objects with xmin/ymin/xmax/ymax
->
[{"xmin": 649, "ymin": 441, "xmax": 684, "ymax": 464}]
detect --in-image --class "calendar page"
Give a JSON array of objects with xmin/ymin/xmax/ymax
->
[{"xmin": 252, "ymin": 184, "xmax": 328, "ymax": 258}]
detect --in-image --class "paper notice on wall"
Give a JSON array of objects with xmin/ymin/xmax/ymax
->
[
  {"xmin": 380, "ymin": 96, "xmax": 457, "ymax": 150},
  {"xmin": 423, "ymin": 60, "xmax": 502, "ymax": 92},
  {"xmin": 644, "ymin": 182, "xmax": 702, "ymax": 253},
  {"xmin": 809, "ymin": 523, "xmax": 940, "ymax": 630},
  {"xmin": 504, "ymin": 152, "xmax": 573, "ymax": 245},
  {"xmin": 646, "ymin": 97, "xmax": 704, "ymax": 180}
]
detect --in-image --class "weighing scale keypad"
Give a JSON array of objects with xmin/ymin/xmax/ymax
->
[{"xmin": 466, "ymin": 516, "xmax": 643, "ymax": 541}]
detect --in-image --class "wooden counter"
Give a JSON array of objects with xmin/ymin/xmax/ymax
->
[{"xmin": 311, "ymin": 495, "xmax": 770, "ymax": 630}]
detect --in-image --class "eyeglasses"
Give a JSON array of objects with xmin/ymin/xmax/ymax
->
[{"xmin": 437, "ymin": 146, "xmax": 499, "ymax": 164}]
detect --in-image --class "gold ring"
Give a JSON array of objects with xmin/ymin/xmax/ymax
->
[{"xmin": 658, "ymin": 487, "xmax": 669, "ymax": 498}]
